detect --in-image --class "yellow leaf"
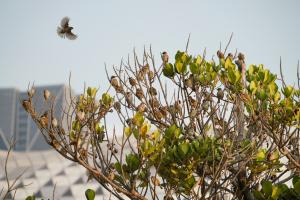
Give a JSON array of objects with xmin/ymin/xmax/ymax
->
[
  {"xmin": 140, "ymin": 123, "xmax": 150, "ymax": 138},
  {"xmin": 124, "ymin": 127, "xmax": 131, "ymax": 137}
]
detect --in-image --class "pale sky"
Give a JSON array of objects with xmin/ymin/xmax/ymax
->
[{"xmin": 0, "ymin": 0, "xmax": 299, "ymax": 94}]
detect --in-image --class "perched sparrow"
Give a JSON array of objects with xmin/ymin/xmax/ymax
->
[
  {"xmin": 76, "ymin": 110, "xmax": 85, "ymax": 121},
  {"xmin": 22, "ymin": 99, "xmax": 31, "ymax": 112},
  {"xmin": 125, "ymin": 92, "xmax": 133, "ymax": 106},
  {"xmin": 137, "ymin": 103, "xmax": 147, "ymax": 113},
  {"xmin": 110, "ymin": 76, "xmax": 120, "ymax": 88},
  {"xmin": 151, "ymin": 176, "xmax": 160, "ymax": 186},
  {"xmin": 161, "ymin": 52, "xmax": 169, "ymax": 64},
  {"xmin": 136, "ymin": 88, "xmax": 144, "ymax": 100},
  {"xmin": 113, "ymin": 102, "xmax": 121, "ymax": 112},
  {"xmin": 226, "ymin": 53, "xmax": 234, "ymax": 61},
  {"xmin": 27, "ymin": 87, "xmax": 35, "ymax": 98},
  {"xmin": 235, "ymin": 52, "xmax": 246, "ymax": 81},
  {"xmin": 154, "ymin": 109, "xmax": 163, "ymax": 120},
  {"xmin": 44, "ymin": 89, "xmax": 51, "ymax": 101},
  {"xmin": 217, "ymin": 50, "xmax": 224, "ymax": 59},
  {"xmin": 57, "ymin": 17, "xmax": 77, "ymax": 40},
  {"xmin": 149, "ymin": 87, "xmax": 157, "ymax": 96},
  {"xmin": 174, "ymin": 100, "xmax": 182, "ymax": 116},
  {"xmin": 159, "ymin": 106, "xmax": 168, "ymax": 117},
  {"xmin": 148, "ymin": 71, "xmax": 155, "ymax": 81},
  {"xmin": 40, "ymin": 111, "xmax": 49, "ymax": 128},
  {"xmin": 129, "ymin": 77, "xmax": 137, "ymax": 87},
  {"xmin": 51, "ymin": 117, "xmax": 58, "ymax": 128},
  {"xmin": 184, "ymin": 78, "xmax": 193, "ymax": 88},
  {"xmin": 217, "ymin": 88, "xmax": 224, "ymax": 103}
]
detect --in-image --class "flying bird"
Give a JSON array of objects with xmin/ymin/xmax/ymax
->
[{"xmin": 57, "ymin": 17, "xmax": 77, "ymax": 40}]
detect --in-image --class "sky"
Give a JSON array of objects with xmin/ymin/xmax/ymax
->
[{"xmin": 0, "ymin": 0, "xmax": 300, "ymax": 94}]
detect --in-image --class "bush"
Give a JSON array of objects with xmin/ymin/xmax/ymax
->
[{"xmin": 21, "ymin": 45, "xmax": 300, "ymax": 200}]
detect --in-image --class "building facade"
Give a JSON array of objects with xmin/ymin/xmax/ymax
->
[
  {"xmin": 0, "ymin": 85, "xmax": 74, "ymax": 151},
  {"xmin": 0, "ymin": 88, "xmax": 19, "ymax": 150}
]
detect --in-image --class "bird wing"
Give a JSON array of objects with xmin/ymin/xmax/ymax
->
[
  {"xmin": 57, "ymin": 27, "xmax": 64, "ymax": 38},
  {"xmin": 60, "ymin": 16, "xmax": 70, "ymax": 28},
  {"xmin": 66, "ymin": 31, "xmax": 77, "ymax": 40}
]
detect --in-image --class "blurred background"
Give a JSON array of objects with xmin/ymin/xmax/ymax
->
[
  {"xmin": 0, "ymin": 0, "xmax": 299, "ymax": 199},
  {"xmin": 0, "ymin": 0, "xmax": 300, "ymax": 94}
]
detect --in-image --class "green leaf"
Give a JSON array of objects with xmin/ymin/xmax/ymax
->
[
  {"xmin": 178, "ymin": 142, "xmax": 190, "ymax": 157},
  {"xmin": 192, "ymin": 140, "xmax": 200, "ymax": 152},
  {"xmin": 198, "ymin": 74, "xmax": 206, "ymax": 85},
  {"xmin": 258, "ymin": 89, "xmax": 267, "ymax": 101},
  {"xmin": 165, "ymin": 124, "xmax": 178, "ymax": 143},
  {"xmin": 227, "ymin": 68, "xmax": 236, "ymax": 84},
  {"xmin": 175, "ymin": 50, "xmax": 184, "ymax": 61},
  {"xmin": 133, "ymin": 112, "xmax": 144, "ymax": 127},
  {"xmin": 126, "ymin": 153, "xmax": 140, "ymax": 173},
  {"xmin": 190, "ymin": 63, "xmax": 200, "ymax": 74},
  {"xmin": 140, "ymin": 123, "xmax": 150, "ymax": 138},
  {"xmin": 95, "ymin": 123, "xmax": 104, "ymax": 135},
  {"xmin": 295, "ymin": 89, "xmax": 300, "ymax": 97},
  {"xmin": 151, "ymin": 129, "xmax": 160, "ymax": 141},
  {"xmin": 175, "ymin": 62, "xmax": 186, "ymax": 74},
  {"xmin": 69, "ymin": 130, "xmax": 76, "ymax": 141},
  {"xmin": 294, "ymin": 180, "xmax": 300, "ymax": 195},
  {"xmin": 114, "ymin": 162, "xmax": 122, "ymax": 174},
  {"xmin": 185, "ymin": 176, "xmax": 196, "ymax": 189},
  {"xmin": 163, "ymin": 63, "xmax": 175, "ymax": 77},
  {"xmin": 25, "ymin": 196, "xmax": 35, "ymax": 200},
  {"xmin": 181, "ymin": 52, "xmax": 188, "ymax": 62},
  {"xmin": 268, "ymin": 82, "xmax": 278, "ymax": 97},
  {"xmin": 124, "ymin": 127, "xmax": 131, "ymax": 137},
  {"xmin": 282, "ymin": 86, "xmax": 294, "ymax": 98},
  {"xmin": 248, "ymin": 64, "xmax": 256, "ymax": 76},
  {"xmin": 87, "ymin": 87, "xmax": 97, "ymax": 97},
  {"xmin": 101, "ymin": 93, "xmax": 113, "ymax": 108},
  {"xmin": 195, "ymin": 55, "xmax": 202, "ymax": 65},
  {"xmin": 258, "ymin": 71, "xmax": 265, "ymax": 81},
  {"xmin": 274, "ymin": 92, "xmax": 281, "ymax": 102},
  {"xmin": 263, "ymin": 70, "xmax": 270, "ymax": 83},
  {"xmin": 272, "ymin": 186, "xmax": 281, "ymax": 199},
  {"xmin": 250, "ymin": 81, "xmax": 257, "ymax": 94},
  {"xmin": 262, "ymin": 180, "xmax": 272, "ymax": 197},
  {"xmin": 225, "ymin": 58, "xmax": 235, "ymax": 69},
  {"xmin": 72, "ymin": 121, "xmax": 81, "ymax": 131},
  {"xmin": 253, "ymin": 190, "xmax": 265, "ymax": 200},
  {"xmin": 256, "ymin": 149, "xmax": 266, "ymax": 161},
  {"xmin": 293, "ymin": 176, "xmax": 300, "ymax": 186},
  {"xmin": 85, "ymin": 189, "xmax": 95, "ymax": 200},
  {"xmin": 133, "ymin": 128, "xmax": 139, "ymax": 139},
  {"xmin": 235, "ymin": 70, "xmax": 241, "ymax": 83}
]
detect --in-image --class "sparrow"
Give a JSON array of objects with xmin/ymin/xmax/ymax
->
[
  {"xmin": 22, "ymin": 99, "xmax": 31, "ymax": 112},
  {"xmin": 217, "ymin": 88, "xmax": 224, "ymax": 103},
  {"xmin": 44, "ymin": 89, "xmax": 51, "ymax": 101},
  {"xmin": 51, "ymin": 117, "xmax": 58, "ymax": 128},
  {"xmin": 161, "ymin": 52, "xmax": 169, "ymax": 64},
  {"xmin": 129, "ymin": 77, "xmax": 137, "ymax": 87},
  {"xmin": 137, "ymin": 103, "xmax": 147, "ymax": 113},
  {"xmin": 57, "ymin": 17, "xmax": 77, "ymax": 40},
  {"xmin": 235, "ymin": 52, "xmax": 246, "ymax": 72},
  {"xmin": 40, "ymin": 111, "xmax": 49, "ymax": 128}
]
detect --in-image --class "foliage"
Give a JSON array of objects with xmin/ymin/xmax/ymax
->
[
  {"xmin": 20, "ymin": 44, "xmax": 300, "ymax": 200},
  {"xmin": 253, "ymin": 177, "xmax": 300, "ymax": 199},
  {"xmin": 24, "ymin": 189, "xmax": 96, "ymax": 200}
]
